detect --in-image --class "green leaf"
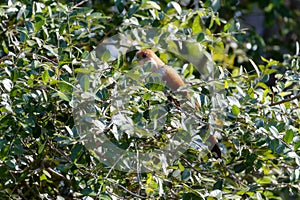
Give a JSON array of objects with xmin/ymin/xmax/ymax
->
[
  {"xmin": 147, "ymin": 82, "xmax": 164, "ymax": 91},
  {"xmin": 141, "ymin": 1, "xmax": 161, "ymax": 10},
  {"xmin": 256, "ymin": 82, "xmax": 269, "ymax": 90},
  {"xmin": 183, "ymin": 63, "xmax": 193, "ymax": 78},
  {"xmin": 40, "ymin": 174, "xmax": 47, "ymax": 181},
  {"xmin": 128, "ymin": 4, "xmax": 139, "ymax": 17},
  {"xmin": 181, "ymin": 169, "xmax": 191, "ymax": 181},
  {"xmin": 43, "ymin": 45, "xmax": 58, "ymax": 57},
  {"xmin": 41, "ymin": 170, "xmax": 51, "ymax": 180},
  {"xmin": 59, "ymin": 23, "xmax": 67, "ymax": 35},
  {"xmin": 75, "ymin": 68, "xmax": 93, "ymax": 74},
  {"xmin": 116, "ymin": 0, "xmax": 124, "ymax": 12},
  {"xmin": 62, "ymin": 65, "xmax": 73, "ymax": 74},
  {"xmin": 42, "ymin": 70, "xmax": 49, "ymax": 83},
  {"xmin": 80, "ymin": 75, "xmax": 90, "ymax": 92},
  {"xmin": 2, "ymin": 78, "xmax": 13, "ymax": 92},
  {"xmin": 143, "ymin": 93, "xmax": 151, "ymax": 100},
  {"xmin": 231, "ymin": 105, "xmax": 240, "ymax": 116},
  {"xmin": 283, "ymin": 130, "xmax": 294, "ymax": 144},
  {"xmin": 178, "ymin": 161, "xmax": 185, "ymax": 171},
  {"xmin": 234, "ymin": 163, "xmax": 247, "ymax": 173},
  {"xmin": 96, "ymin": 88, "xmax": 109, "ymax": 100},
  {"xmin": 224, "ymin": 80, "xmax": 229, "ymax": 89},
  {"xmin": 132, "ymin": 112, "xmax": 142, "ymax": 123},
  {"xmin": 192, "ymin": 15, "xmax": 202, "ymax": 34},
  {"xmin": 57, "ymin": 91, "xmax": 70, "ymax": 101},
  {"xmin": 249, "ymin": 59, "xmax": 261, "ymax": 77},
  {"xmin": 58, "ymin": 81, "xmax": 72, "ymax": 92},
  {"xmin": 211, "ymin": 0, "xmax": 221, "ymax": 11},
  {"xmin": 101, "ymin": 50, "xmax": 111, "ymax": 62},
  {"xmin": 34, "ymin": 14, "xmax": 46, "ymax": 32},
  {"xmin": 267, "ymin": 138, "xmax": 279, "ymax": 153},
  {"xmin": 247, "ymin": 87, "xmax": 255, "ymax": 98},
  {"xmin": 197, "ymin": 32, "xmax": 205, "ymax": 42},
  {"xmin": 17, "ymin": 5, "xmax": 26, "ymax": 20},
  {"xmin": 38, "ymin": 142, "xmax": 45, "ymax": 154},
  {"xmin": 269, "ymin": 126, "xmax": 279, "ymax": 137},
  {"xmin": 81, "ymin": 188, "xmax": 96, "ymax": 196},
  {"xmin": 169, "ymin": 1, "xmax": 182, "ymax": 15},
  {"xmin": 17, "ymin": 27, "xmax": 28, "ymax": 42},
  {"xmin": 99, "ymin": 194, "xmax": 112, "ymax": 200},
  {"xmin": 256, "ymin": 176, "xmax": 273, "ymax": 185},
  {"xmin": 2, "ymin": 41, "xmax": 8, "ymax": 54},
  {"xmin": 71, "ymin": 144, "xmax": 83, "ymax": 162},
  {"xmin": 224, "ymin": 23, "xmax": 231, "ymax": 32}
]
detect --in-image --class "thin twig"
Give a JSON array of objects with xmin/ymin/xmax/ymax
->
[
  {"xmin": 0, "ymin": 53, "xmax": 58, "ymax": 64},
  {"xmin": 269, "ymin": 93, "xmax": 300, "ymax": 106},
  {"xmin": 105, "ymin": 178, "xmax": 147, "ymax": 199},
  {"xmin": 0, "ymin": 55, "xmax": 12, "ymax": 63},
  {"xmin": 71, "ymin": 0, "xmax": 89, "ymax": 9},
  {"xmin": 32, "ymin": 53, "xmax": 58, "ymax": 64}
]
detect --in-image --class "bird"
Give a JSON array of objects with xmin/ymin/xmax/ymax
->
[{"xmin": 136, "ymin": 49, "xmax": 221, "ymax": 158}]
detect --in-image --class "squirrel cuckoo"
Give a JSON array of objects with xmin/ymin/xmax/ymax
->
[{"xmin": 136, "ymin": 49, "xmax": 221, "ymax": 158}]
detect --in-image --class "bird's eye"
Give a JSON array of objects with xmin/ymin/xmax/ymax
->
[{"xmin": 142, "ymin": 53, "xmax": 147, "ymax": 58}]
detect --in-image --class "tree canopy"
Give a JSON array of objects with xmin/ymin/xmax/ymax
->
[{"xmin": 0, "ymin": 0, "xmax": 299, "ymax": 199}]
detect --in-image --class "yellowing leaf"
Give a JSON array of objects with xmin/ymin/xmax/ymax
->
[
  {"xmin": 146, "ymin": 187, "xmax": 154, "ymax": 194},
  {"xmin": 224, "ymin": 80, "xmax": 228, "ymax": 89},
  {"xmin": 178, "ymin": 161, "xmax": 184, "ymax": 171},
  {"xmin": 232, "ymin": 105, "xmax": 240, "ymax": 116},
  {"xmin": 192, "ymin": 15, "xmax": 202, "ymax": 34}
]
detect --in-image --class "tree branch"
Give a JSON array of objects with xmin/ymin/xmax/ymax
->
[
  {"xmin": 0, "ymin": 55, "xmax": 12, "ymax": 63},
  {"xmin": 71, "ymin": 0, "xmax": 89, "ymax": 9},
  {"xmin": 269, "ymin": 93, "xmax": 300, "ymax": 106}
]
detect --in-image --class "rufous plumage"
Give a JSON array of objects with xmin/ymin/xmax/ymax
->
[{"xmin": 136, "ymin": 49, "xmax": 221, "ymax": 158}]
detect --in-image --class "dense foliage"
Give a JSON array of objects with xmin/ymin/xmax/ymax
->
[{"xmin": 0, "ymin": 0, "xmax": 299, "ymax": 199}]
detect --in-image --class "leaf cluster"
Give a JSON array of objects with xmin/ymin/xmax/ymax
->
[{"xmin": 0, "ymin": 0, "xmax": 299, "ymax": 199}]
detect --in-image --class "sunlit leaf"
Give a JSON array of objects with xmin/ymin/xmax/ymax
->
[
  {"xmin": 231, "ymin": 105, "xmax": 240, "ymax": 116},
  {"xmin": 249, "ymin": 59, "xmax": 261, "ymax": 77},
  {"xmin": 34, "ymin": 14, "xmax": 46, "ymax": 32},
  {"xmin": 192, "ymin": 15, "xmax": 202, "ymax": 34},
  {"xmin": 283, "ymin": 129, "xmax": 294, "ymax": 144},
  {"xmin": 169, "ymin": 1, "xmax": 182, "ymax": 15}
]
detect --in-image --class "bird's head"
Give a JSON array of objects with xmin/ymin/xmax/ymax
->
[{"xmin": 136, "ymin": 49, "xmax": 165, "ymax": 67}]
